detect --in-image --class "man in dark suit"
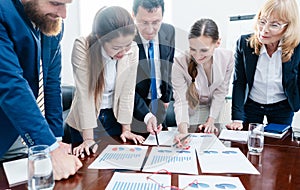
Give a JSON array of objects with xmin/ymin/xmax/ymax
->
[
  {"xmin": 0, "ymin": 0, "xmax": 81, "ymax": 180},
  {"xmin": 132, "ymin": 0, "xmax": 175, "ymax": 134}
]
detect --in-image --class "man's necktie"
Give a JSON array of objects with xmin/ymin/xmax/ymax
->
[
  {"xmin": 37, "ymin": 59, "xmax": 45, "ymax": 116},
  {"xmin": 148, "ymin": 40, "xmax": 158, "ymax": 114}
]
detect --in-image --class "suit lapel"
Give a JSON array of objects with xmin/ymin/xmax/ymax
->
[
  {"xmin": 209, "ymin": 56, "xmax": 223, "ymax": 91},
  {"xmin": 135, "ymin": 34, "xmax": 150, "ymax": 74},
  {"xmin": 245, "ymin": 47, "xmax": 259, "ymax": 89}
]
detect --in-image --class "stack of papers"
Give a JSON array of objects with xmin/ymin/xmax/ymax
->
[
  {"xmin": 196, "ymin": 147, "xmax": 260, "ymax": 174},
  {"xmin": 142, "ymin": 131, "xmax": 177, "ymax": 146},
  {"xmin": 3, "ymin": 158, "xmax": 28, "ymax": 187},
  {"xmin": 178, "ymin": 175, "xmax": 245, "ymax": 190},
  {"xmin": 218, "ymin": 129, "xmax": 248, "ymax": 143},
  {"xmin": 88, "ymin": 145, "xmax": 148, "ymax": 170},
  {"xmin": 106, "ymin": 172, "xmax": 171, "ymax": 190},
  {"xmin": 264, "ymin": 123, "xmax": 290, "ymax": 139},
  {"xmin": 142, "ymin": 147, "xmax": 198, "ymax": 175}
]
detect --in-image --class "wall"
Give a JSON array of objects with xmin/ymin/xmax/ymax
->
[{"xmin": 60, "ymin": 0, "xmax": 300, "ymax": 126}]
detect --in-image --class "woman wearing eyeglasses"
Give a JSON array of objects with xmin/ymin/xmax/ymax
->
[{"xmin": 226, "ymin": 0, "xmax": 300, "ymax": 130}]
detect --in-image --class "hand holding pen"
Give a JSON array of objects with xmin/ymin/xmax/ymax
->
[{"xmin": 173, "ymin": 134, "xmax": 191, "ymax": 148}]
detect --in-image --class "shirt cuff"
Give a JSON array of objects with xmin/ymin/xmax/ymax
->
[
  {"xmin": 144, "ymin": 112, "xmax": 154, "ymax": 124},
  {"xmin": 233, "ymin": 120, "xmax": 243, "ymax": 123},
  {"xmin": 56, "ymin": 137, "xmax": 62, "ymax": 141},
  {"xmin": 48, "ymin": 141, "xmax": 59, "ymax": 152}
]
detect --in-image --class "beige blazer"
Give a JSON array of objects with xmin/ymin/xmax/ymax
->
[
  {"xmin": 172, "ymin": 48, "xmax": 234, "ymax": 125},
  {"xmin": 66, "ymin": 37, "xmax": 138, "ymax": 131}
]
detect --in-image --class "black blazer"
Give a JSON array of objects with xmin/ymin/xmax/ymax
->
[
  {"xmin": 232, "ymin": 34, "xmax": 300, "ymax": 121},
  {"xmin": 133, "ymin": 23, "xmax": 175, "ymax": 122}
]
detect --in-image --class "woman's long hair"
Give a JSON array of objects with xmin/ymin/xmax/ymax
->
[
  {"xmin": 248, "ymin": 0, "xmax": 300, "ymax": 62},
  {"xmin": 186, "ymin": 18, "xmax": 219, "ymax": 109},
  {"xmin": 86, "ymin": 6, "xmax": 136, "ymax": 104}
]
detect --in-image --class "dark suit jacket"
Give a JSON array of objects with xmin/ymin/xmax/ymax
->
[
  {"xmin": 0, "ymin": 0, "xmax": 63, "ymax": 157},
  {"xmin": 133, "ymin": 23, "xmax": 175, "ymax": 123},
  {"xmin": 232, "ymin": 34, "xmax": 300, "ymax": 121}
]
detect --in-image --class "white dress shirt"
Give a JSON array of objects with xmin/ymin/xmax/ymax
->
[
  {"xmin": 139, "ymin": 33, "xmax": 163, "ymax": 124},
  {"xmin": 139, "ymin": 33, "xmax": 162, "ymax": 99},
  {"xmin": 100, "ymin": 48, "xmax": 117, "ymax": 109},
  {"xmin": 249, "ymin": 44, "xmax": 286, "ymax": 104}
]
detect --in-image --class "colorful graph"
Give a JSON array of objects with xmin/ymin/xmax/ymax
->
[
  {"xmin": 215, "ymin": 183, "xmax": 237, "ymax": 189},
  {"xmin": 99, "ymin": 152, "xmax": 142, "ymax": 162},
  {"xmin": 111, "ymin": 181, "xmax": 160, "ymax": 190},
  {"xmin": 150, "ymin": 155, "xmax": 192, "ymax": 165},
  {"xmin": 88, "ymin": 145, "xmax": 148, "ymax": 170}
]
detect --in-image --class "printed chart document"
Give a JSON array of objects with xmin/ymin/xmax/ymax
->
[
  {"xmin": 143, "ymin": 131, "xmax": 178, "ymax": 146},
  {"xmin": 105, "ymin": 172, "xmax": 171, "ymax": 190},
  {"xmin": 88, "ymin": 145, "xmax": 148, "ymax": 170},
  {"xmin": 178, "ymin": 175, "xmax": 245, "ymax": 190},
  {"xmin": 189, "ymin": 133, "xmax": 225, "ymax": 150},
  {"xmin": 218, "ymin": 129, "xmax": 248, "ymax": 143},
  {"xmin": 197, "ymin": 147, "xmax": 260, "ymax": 174},
  {"xmin": 3, "ymin": 158, "xmax": 28, "ymax": 187},
  {"xmin": 142, "ymin": 147, "xmax": 198, "ymax": 175}
]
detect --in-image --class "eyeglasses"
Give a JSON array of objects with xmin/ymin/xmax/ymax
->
[
  {"xmin": 146, "ymin": 169, "xmax": 209, "ymax": 190},
  {"xmin": 257, "ymin": 19, "xmax": 288, "ymax": 32}
]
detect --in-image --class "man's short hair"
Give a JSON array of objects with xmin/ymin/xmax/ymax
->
[{"xmin": 133, "ymin": 0, "xmax": 164, "ymax": 16}]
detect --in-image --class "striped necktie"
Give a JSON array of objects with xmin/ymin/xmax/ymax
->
[{"xmin": 37, "ymin": 59, "xmax": 45, "ymax": 116}]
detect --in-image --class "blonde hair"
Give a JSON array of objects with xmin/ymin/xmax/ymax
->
[{"xmin": 249, "ymin": 0, "xmax": 300, "ymax": 62}]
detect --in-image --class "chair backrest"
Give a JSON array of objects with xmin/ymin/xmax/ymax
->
[{"xmin": 62, "ymin": 85, "xmax": 75, "ymax": 111}]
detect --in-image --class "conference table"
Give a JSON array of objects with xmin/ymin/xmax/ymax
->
[{"xmin": 1, "ymin": 127, "xmax": 300, "ymax": 190}]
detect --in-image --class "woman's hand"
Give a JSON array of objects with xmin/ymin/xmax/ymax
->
[
  {"xmin": 120, "ymin": 124, "xmax": 145, "ymax": 144},
  {"xmin": 72, "ymin": 139, "xmax": 98, "ymax": 158},
  {"xmin": 199, "ymin": 117, "xmax": 218, "ymax": 133},
  {"xmin": 174, "ymin": 133, "xmax": 191, "ymax": 148},
  {"xmin": 226, "ymin": 122, "xmax": 243, "ymax": 130},
  {"xmin": 120, "ymin": 131, "xmax": 145, "ymax": 144},
  {"xmin": 173, "ymin": 122, "xmax": 190, "ymax": 148}
]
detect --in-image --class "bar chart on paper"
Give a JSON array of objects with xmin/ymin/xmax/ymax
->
[
  {"xmin": 142, "ymin": 147, "xmax": 198, "ymax": 174},
  {"xmin": 105, "ymin": 172, "xmax": 171, "ymax": 190},
  {"xmin": 88, "ymin": 145, "xmax": 148, "ymax": 170}
]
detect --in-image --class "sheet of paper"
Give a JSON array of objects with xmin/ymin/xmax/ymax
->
[
  {"xmin": 142, "ymin": 147, "xmax": 198, "ymax": 175},
  {"xmin": 3, "ymin": 158, "xmax": 28, "ymax": 187},
  {"xmin": 197, "ymin": 147, "xmax": 260, "ymax": 174},
  {"xmin": 143, "ymin": 131, "xmax": 178, "ymax": 146},
  {"xmin": 178, "ymin": 175, "xmax": 245, "ymax": 190},
  {"xmin": 88, "ymin": 145, "xmax": 148, "ymax": 170},
  {"xmin": 105, "ymin": 172, "xmax": 171, "ymax": 190},
  {"xmin": 218, "ymin": 129, "xmax": 248, "ymax": 143},
  {"xmin": 189, "ymin": 133, "xmax": 226, "ymax": 150}
]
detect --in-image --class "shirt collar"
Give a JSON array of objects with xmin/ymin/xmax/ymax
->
[
  {"xmin": 139, "ymin": 32, "xmax": 159, "ymax": 45},
  {"xmin": 260, "ymin": 41, "xmax": 282, "ymax": 55},
  {"xmin": 101, "ymin": 48, "xmax": 114, "ymax": 63}
]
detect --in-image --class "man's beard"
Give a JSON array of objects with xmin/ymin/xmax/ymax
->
[{"xmin": 23, "ymin": 1, "xmax": 62, "ymax": 36}]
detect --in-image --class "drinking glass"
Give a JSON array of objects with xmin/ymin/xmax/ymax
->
[
  {"xmin": 28, "ymin": 145, "xmax": 54, "ymax": 190},
  {"xmin": 248, "ymin": 123, "xmax": 264, "ymax": 154}
]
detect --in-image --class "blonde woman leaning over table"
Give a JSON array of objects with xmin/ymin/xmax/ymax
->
[
  {"xmin": 172, "ymin": 19, "xmax": 234, "ymax": 146},
  {"xmin": 66, "ymin": 6, "xmax": 145, "ymax": 157},
  {"xmin": 226, "ymin": 0, "xmax": 300, "ymax": 130}
]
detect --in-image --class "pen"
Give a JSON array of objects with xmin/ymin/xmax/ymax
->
[
  {"xmin": 172, "ymin": 134, "xmax": 191, "ymax": 147},
  {"xmin": 154, "ymin": 131, "xmax": 159, "ymax": 146}
]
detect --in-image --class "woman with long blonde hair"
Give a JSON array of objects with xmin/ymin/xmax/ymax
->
[{"xmin": 226, "ymin": 0, "xmax": 300, "ymax": 130}]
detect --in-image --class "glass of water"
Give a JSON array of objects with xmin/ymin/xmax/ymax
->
[
  {"xmin": 28, "ymin": 145, "xmax": 54, "ymax": 190},
  {"xmin": 248, "ymin": 123, "xmax": 264, "ymax": 155}
]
